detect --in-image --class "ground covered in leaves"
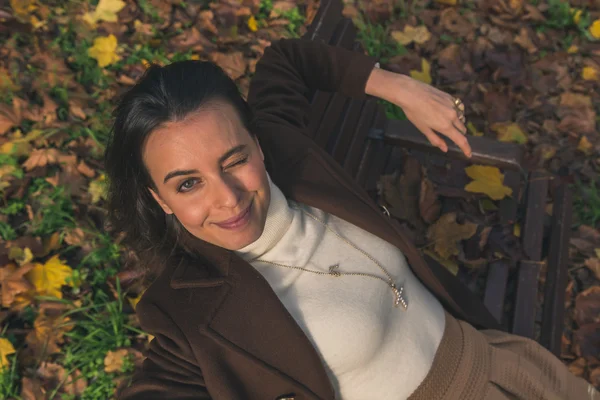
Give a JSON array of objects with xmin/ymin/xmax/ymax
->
[{"xmin": 0, "ymin": 0, "xmax": 599, "ymax": 398}]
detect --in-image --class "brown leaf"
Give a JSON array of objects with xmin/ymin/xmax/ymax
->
[
  {"xmin": 427, "ymin": 212, "xmax": 478, "ymax": 259},
  {"xmin": 64, "ymin": 227, "xmax": 86, "ymax": 247},
  {"xmin": 20, "ymin": 377, "xmax": 44, "ymax": 400},
  {"xmin": 198, "ymin": 10, "xmax": 218, "ymax": 35},
  {"xmin": 514, "ymin": 27, "xmax": 537, "ymax": 54},
  {"xmin": 573, "ymin": 322, "xmax": 600, "ymax": 361},
  {"xmin": 557, "ymin": 92, "xmax": 597, "ymax": 135},
  {"xmin": 68, "ymin": 99, "xmax": 87, "ymax": 120},
  {"xmin": 169, "ymin": 27, "xmax": 212, "ymax": 53},
  {"xmin": 25, "ymin": 310, "xmax": 72, "ymax": 359},
  {"xmin": 0, "ymin": 262, "xmax": 35, "ymax": 308},
  {"xmin": 568, "ymin": 357, "xmax": 587, "ymax": 377},
  {"xmin": 585, "ymin": 258, "xmax": 600, "ymax": 281},
  {"xmin": 574, "ymin": 286, "xmax": 600, "ymax": 327},
  {"xmin": 76, "ymin": 160, "xmax": 96, "ymax": 178},
  {"xmin": 104, "ymin": 348, "xmax": 143, "ymax": 373},
  {"xmin": 210, "ymin": 51, "xmax": 247, "ymax": 80},
  {"xmin": 35, "ymin": 362, "xmax": 87, "ymax": 396},
  {"xmin": 41, "ymin": 94, "xmax": 58, "ymax": 125},
  {"xmin": 22, "ymin": 148, "xmax": 60, "ymax": 171},
  {"xmin": 419, "ymin": 177, "xmax": 441, "ymax": 224},
  {"xmin": 440, "ymin": 8, "xmax": 472, "ymax": 37},
  {"xmin": 0, "ymin": 103, "xmax": 21, "ymax": 135}
]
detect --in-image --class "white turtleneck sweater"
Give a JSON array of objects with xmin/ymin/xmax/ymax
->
[{"xmin": 235, "ymin": 174, "xmax": 446, "ymax": 400}]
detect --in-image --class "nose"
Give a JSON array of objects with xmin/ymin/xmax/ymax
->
[{"xmin": 212, "ymin": 175, "xmax": 241, "ymax": 209}]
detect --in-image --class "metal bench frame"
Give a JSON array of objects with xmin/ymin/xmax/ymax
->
[{"xmin": 301, "ymin": 0, "xmax": 572, "ymax": 356}]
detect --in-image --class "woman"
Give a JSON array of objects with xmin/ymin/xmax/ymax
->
[{"xmin": 106, "ymin": 38, "xmax": 596, "ymax": 399}]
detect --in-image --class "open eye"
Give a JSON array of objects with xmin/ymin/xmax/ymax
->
[{"xmin": 177, "ymin": 178, "xmax": 198, "ymax": 193}]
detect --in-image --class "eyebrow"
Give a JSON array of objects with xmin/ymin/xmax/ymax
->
[{"xmin": 162, "ymin": 144, "xmax": 248, "ymax": 184}]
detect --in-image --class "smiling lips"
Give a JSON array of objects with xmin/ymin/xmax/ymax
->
[{"xmin": 214, "ymin": 201, "xmax": 253, "ymax": 230}]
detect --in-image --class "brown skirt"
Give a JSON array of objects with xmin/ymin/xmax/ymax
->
[{"xmin": 408, "ymin": 311, "xmax": 598, "ymax": 400}]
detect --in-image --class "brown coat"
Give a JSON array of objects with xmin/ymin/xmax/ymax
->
[{"xmin": 119, "ymin": 38, "xmax": 500, "ymax": 400}]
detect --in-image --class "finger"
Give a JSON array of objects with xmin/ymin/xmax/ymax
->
[
  {"xmin": 448, "ymin": 121, "xmax": 472, "ymax": 157},
  {"xmin": 416, "ymin": 124, "xmax": 448, "ymax": 153}
]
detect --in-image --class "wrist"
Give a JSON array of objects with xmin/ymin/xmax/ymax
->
[{"xmin": 365, "ymin": 67, "xmax": 413, "ymax": 108}]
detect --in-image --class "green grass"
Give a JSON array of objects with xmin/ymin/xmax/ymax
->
[
  {"xmin": 538, "ymin": 0, "xmax": 593, "ymax": 40},
  {"xmin": 573, "ymin": 179, "xmax": 600, "ymax": 228},
  {"xmin": 49, "ymin": 282, "xmax": 143, "ymax": 399},
  {"xmin": 0, "ymin": 351, "xmax": 20, "ymax": 399},
  {"xmin": 27, "ymin": 179, "xmax": 76, "ymax": 237}
]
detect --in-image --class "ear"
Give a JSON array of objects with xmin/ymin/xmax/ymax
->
[
  {"xmin": 148, "ymin": 187, "xmax": 174, "ymax": 215},
  {"xmin": 253, "ymin": 135, "xmax": 265, "ymax": 162}
]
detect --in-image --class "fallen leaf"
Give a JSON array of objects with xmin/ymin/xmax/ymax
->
[
  {"xmin": 35, "ymin": 362, "xmax": 87, "ymax": 396},
  {"xmin": 568, "ymin": 357, "xmax": 587, "ymax": 377},
  {"xmin": 491, "ymin": 122, "xmax": 528, "ymax": 144},
  {"xmin": 25, "ymin": 310, "xmax": 72, "ymax": 359},
  {"xmin": 0, "ymin": 263, "xmax": 35, "ymax": 308},
  {"xmin": 88, "ymin": 173, "xmax": 107, "ymax": 204},
  {"xmin": 247, "ymin": 15, "xmax": 258, "ymax": 32},
  {"xmin": 427, "ymin": 212, "xmax": 477, "ymax": 259},
  {"xmin": 582, "ymin": 66, "xmax": 599, "ymax": 81},
  {"xmin": 210, "ymin": 52, "xmax": 247, "ymax": 80},
  {"xmin": 410, "ymin": 58, "xmax": 432, "ymax": 84},
  {"xmin": 590, "ymin": 19, "xmax": 600, "ymax": 39},
  {"xmin": 391, "ymin": 25, "xmax": 431, "ymax": 46},
  {"xmin": 8, "ymin": 246, "xmax": 33, "ymax": 266},
  {"xmin": 514, "ymin": 27, "xmax": 537, "ymax": 54},
  {"xmin": 573, "ymin": 322, "xmax": 600, "ymax": 361},
  {"xmin": 22, "ymin": 148, "xmax": 60, "ymax": 171},
  {"xmin": 464, "ymin": 165, "xmax": 513, "ymax": 200},
  {"xmin": 557, "ymin": 92, "xmax": 596, "ymax": 135},
  {"xmin": 0, "ymin": 337, "xmax": 15, "ymax": 371},
  {"xmin": 574, "ymin": 286, "xmax": 600, "ymax": 326},
  {"xmin": 567, "ymin": 45, "xmax": 578, "ymax": 54},
  {"xmin": 419, "ymin": 177, "xmax": 441, "ymax": 224},
  {"xmin": 25, "ymin": 254, "xmax": 74, "ymax": 299},
  {"xmin": 578, "ymin": 136, "xmax": 593, "ymax": 155},
  {"xmin": 88, "ymin": 34, "xmax": 121, "ymax": 68},
  {"xmin": 68, "ymin": 99, "xmax": 87, "ymax": 120},
  {"xmin": 435, "ymin": 0, "xmax": 457, "ymax": 5},
  {"xmin": 585, "ymin": 258, "xmax": 600, "ymax": 280},
  {"xmin": 76, "ymin": 160, "xmax": 95, "ymax": 178},
  {"xmin": 83, "ymin": 0, "xmax": 125, "ymax": 27}
]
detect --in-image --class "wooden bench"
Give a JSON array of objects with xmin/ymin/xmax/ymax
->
[{"xmin": 301, "ymin": 0, "xmax": 573, "ymax": 356}]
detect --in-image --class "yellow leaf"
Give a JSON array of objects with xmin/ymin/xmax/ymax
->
[
  {"xmin": 589, "ymin": 19, "xmax": 600, "ymax": 39},
  {"xmin": 435, "ymin": 0, "xmax": 457, "ymax": 5},
  {"xmin": 127, "ymin": 290, "xmax": 145, "ymax": 310},
  {"xmin": 89, "ymin": 174, "xmax": 107, "ymax": 204},
  {"xmin": 491, "ymin": 122, "xmax": 528, "ymax": 144},
  {"xmin": 467, "ymin": 121, "xmax": 483, "ymax": 136},
  {"xmin": 513, "ymin": 223, "xmax": 521, "ymax": 238},
  {"xmin": 578, "ymin": 136, "xmax": 593, "ymax": 155},
  {"xmin": 8, "ymin": 246, "xmax": 33, "ymax": 266},
  {"xmin": 571, "ymin": 8, "xmax": 582, "ymax": 25},
  {"xmin": 25, "ymin": 254, "xmax": 73, "ymax": 299},
  {"xmin": 464, "ymin": 165, "xmax": 513, "ymax": 200},
  {"xmin": 391, "ymin": 25, "xmax": 431, "ymax": 46},
  {"xmin": 83, "ymin": 0, "xmax": 125, "ymax": 27},
  {"xmin": 582, "ymin": 66, "xmax": 599, "ymax": 81},
  {"xmin": 87, "ymin": 35, "xmax": 120, "ymax": 68},
  {"xmin": 0, "ymin": 338, "xmax": 16, "ymax": 372},
  {"xmin": 567, "ymin": 45, "xmax": 578, "ymax": 54},
  {"xmin": 410, "ymin": 58, "xmax": 432, "ymax": 85},
  {"xmin": 247, "ymin": 15, "xmax": 258, "ymax": 32}
]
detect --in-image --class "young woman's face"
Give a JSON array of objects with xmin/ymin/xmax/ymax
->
[{"xmin": 143, "ymin": 102, "xmax": 271, "ymax": 250}]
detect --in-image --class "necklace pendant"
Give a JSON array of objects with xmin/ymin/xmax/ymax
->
[
  {"xmin": 329, "ymin": 264, "xmax": 341, "ymax": 277},
  {"xmin": 390, "ymin": 284, "xmax": 408, "ymax": 310}
]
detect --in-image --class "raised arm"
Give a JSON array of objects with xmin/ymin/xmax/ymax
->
[{"xmin": 247, "ymin": 37, "xmax": 378, "ymax": 131}]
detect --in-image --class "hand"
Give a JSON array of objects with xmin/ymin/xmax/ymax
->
[{"xmin": 366, "ymin": 68, "xmax": 471, "ymax": 157}]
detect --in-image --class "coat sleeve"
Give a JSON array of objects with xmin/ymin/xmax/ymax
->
[
  {"xmin": 247, "ymin": 37, "xmax": 378, "ymax": 132},
  {"xmin": 118, "ymin": 300, "xmax": 211, "ymax": 399}
]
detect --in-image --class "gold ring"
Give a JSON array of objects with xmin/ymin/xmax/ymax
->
[{"xmin": 453, "ymin": 97, "xmax": 465, "ymax": 112}]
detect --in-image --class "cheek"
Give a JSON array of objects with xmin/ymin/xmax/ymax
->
[
  {"xmin": 240, "ymin": 160, "xmax": 268, "ymax": 191},
  {"xmin": 170, "ymin": 197, "xmax": 210, "ymax": 227}
]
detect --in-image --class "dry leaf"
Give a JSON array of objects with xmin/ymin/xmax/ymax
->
[
  {"xmin": 419, "ymin": 178, "xmax": 441, "ymax": 224},
  {"xmin": 435, "ymin": 0, "xmax": 457, "ymax": 5},
  {"xmin": 0, "ymin": 263, "xmax": 35, "ymax": 308},
  {"xmin": 585, "ymin": 258, "xmax": 600, "ymax": 281},
  {"xmin": 464, "ymin": 165, "xmax": 513, "ymax": 200},
  {"xmin": 0, "ymin": 338, "xmax": 15, "ymax": 371},
  {"xmin": 410, "ymin": 58, "xmax": 432, "ymax": 84},
  {"xmin": 491, "ymin": 122, "xmax": 528, "ymax": 144},
  {"xmin": 210, "ymin": 52, "xmax": 247, "ymax": 80},
  {"xmin": 247, "ymin": 15, "xmax": 258, "ymax": 32},
  {"xmin": 88, "ymin": 173, "xmax": 107, "ymax": 204},
  {"xmin": 68, "ymin": 99, "xmax": 87, "ymax": 120},
  {"xmin": 424, "ymin": 249, "xmax": 459, "ymax": 275},
  {"xmin": 88, "ymin": 34, "xmax": 121, "ymax": 68},
  {"xmin": 76, "ymin": 160, "xmax": 95, "ymax": 178},
  {"xmin": 83, "ymin": 0, "xmax": 125, "ymax": 27},
  {"xmin": 391, "ymin": 25, "xmax": 431, "ymax": 46},
  {"xmin": 35, "ymin": 362, "xmax": 87, "ymax": 396},
  {"xmin": 25, "ymin": 311, "xmax": 72, "ymax": 358},
  {"xmin": 557, "ymin": 92, "xmax": 596, "ymax": 135},
  {"xmin": 467, "ymin": 122, "xmax": 483, "ymax": 136},
  {"xmin": 22, "ymin": 148, "xmax": 60, "ymax": 171},
  {"xmin": 426, "ymin": 212, "xmax": 477, "ymax": 259},
  {"xmin": 578, "ymin": 136, "xmax": 593, "ymax": 155},
  {"xmin": 574, "ymin": 286, "xmax": 600, "ymax": 327},
  {"xmin": 25, "ymin": 254, "xmax": 74, "ymax": 299}
]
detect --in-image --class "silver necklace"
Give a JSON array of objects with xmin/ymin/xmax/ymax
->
[{"xmin": 255, "ymin": 205, "xmax": 408, "ymax": 310}]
